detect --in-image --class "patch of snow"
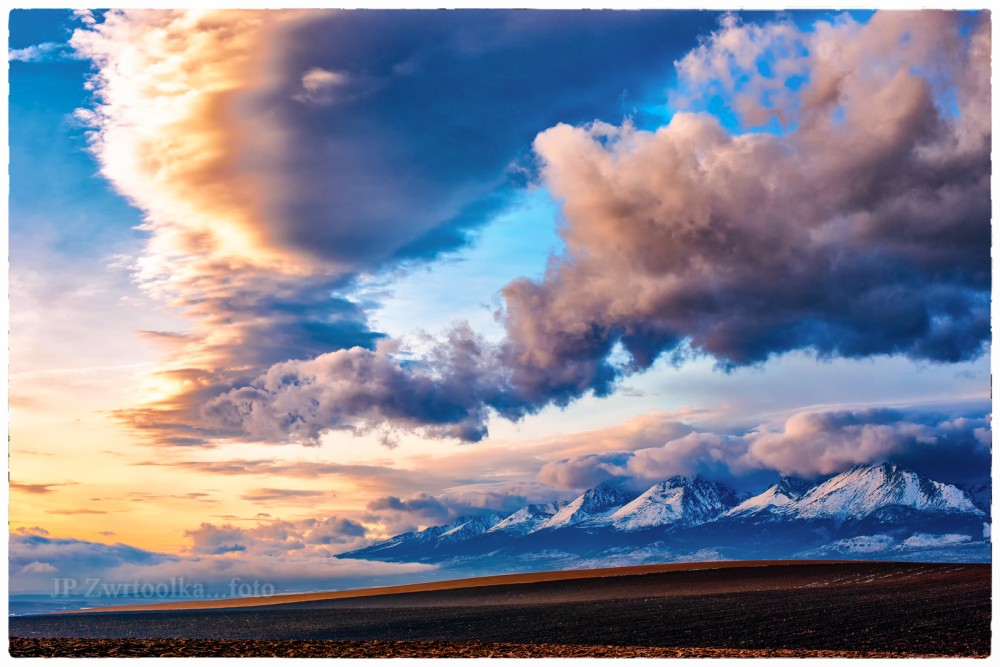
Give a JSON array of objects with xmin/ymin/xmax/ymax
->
[
  {"xmin": 826, "ymin": 534, "xmax": 896, "ymax": 554},
  {"xmin": 901, "ymin": 533, "xmax": 972, "ymax": 548}
]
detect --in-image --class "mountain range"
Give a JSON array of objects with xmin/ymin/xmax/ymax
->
[{"xmin": 339, "ymin": 462, "xmax": 990, "ymax": 572}]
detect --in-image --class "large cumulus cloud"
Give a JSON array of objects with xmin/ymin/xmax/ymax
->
[
  {"xmin": 503, "ymin": 11, "xmax": 990, "ymax": 409},
  {"xmin": 70, "ymin": 9, "xmax": 718, "ymax": 447},
  {"xmin": 201, "ymin": 325, "xmax": 518, "ymax": 444},
  {"xmin": 77, "ymin": 10, "xmax": 990, "ymax": 447}
]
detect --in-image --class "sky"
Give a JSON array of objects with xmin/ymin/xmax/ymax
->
[{"xmin": 7, "ymin": 7, "xmax": 992, "ymax": 597}]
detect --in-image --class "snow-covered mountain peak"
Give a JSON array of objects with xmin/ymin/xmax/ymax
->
[
  {"xmin": 539, "ymin": 480, "xmax": 637, "ymax": 530},
  {"xmin": 610, "ymin": 475, "xmax": 740, "ymax": 531},
  {"xmin": 437, "ymin": 513, "xmax": 505, "ymax": 542},
  {"xmin": 725, "ymin": 476, "xmax": 811, "ymax": 517},
  {"xmin": 488, "ymin": 501, "xmax": 567, "ymax": 536},
  {"xmin": 792, "ymin": 461, "xmax": 982, "ymax": 520}
]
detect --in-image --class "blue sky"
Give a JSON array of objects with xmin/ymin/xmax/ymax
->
[{"xmin": 7, "ymin": 8, "xmax": 991, "ymax": 596}]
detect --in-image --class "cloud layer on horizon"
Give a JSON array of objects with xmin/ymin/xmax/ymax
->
[
  {"xmin": 9, "ymin": 529, "xmax": 433, "ymax": 596},
  {"xmin": 538, "ymin": 405, "xmax": 991, "ymax": 491}
]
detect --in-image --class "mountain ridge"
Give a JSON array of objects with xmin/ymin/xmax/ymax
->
[{"xmin": 339, "ymin": 461, "xmax": 989, "ymax": 568}]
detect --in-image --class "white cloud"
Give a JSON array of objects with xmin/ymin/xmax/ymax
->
[
  {"xmin": 8, "ymin": 42, "xmax": 75, "ymax": 63},
  {"xmin": 294, "ymin": 67, "xmax": 349, "ymax": 105},
  {"xmin": 17, "ymin": 561, "xmax": 58, "ymax": 575}
]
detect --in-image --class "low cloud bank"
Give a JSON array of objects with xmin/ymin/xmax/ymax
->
[{"xmin": 539, "ymin": 407, "xmax": 991, "ymax": 490}]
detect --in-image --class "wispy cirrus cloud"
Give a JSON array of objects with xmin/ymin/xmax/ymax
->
[
  {"xmin": 10, "ymin": 482, "xmax": 75, "ymax": 495},
  {"xmin": 134, "ymin": 457, "xmax": 457, "ymax": 500},
  {"xmin": 239, "ymin": 488, "xmax": 330, "ymax": 504}
]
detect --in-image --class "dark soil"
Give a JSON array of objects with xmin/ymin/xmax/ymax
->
[
  {"xmin": 8, "ymin": 638, "xmax": 977, "ymax": 658},
  {"xmin": 8, "ymin": 562, "xmax": 990, "ymax": 657}
]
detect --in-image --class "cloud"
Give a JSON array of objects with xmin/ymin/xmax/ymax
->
[
  {"xmin": 72, "ymin": 9, "xmax": 97, "ymax": 26},
  {"xmin": 10, "ymin": 482, "xmax": 66, "ymax": 495},
  {"xmin": 302, "ymin": 517, "xmax": 368, "ymax": 545},
  {"xmin": 535, "ymin": 405, "xmax": 991, "ymax": 490},
  {"xmin": 502, "ymin": 10, "xmax": 989, "ymax": 413},
  {"xmin": 70, "ymin": 10, "xmax": 384, "ymax": 446},
  {"xmin": 239, "ymin": 488, "xmax": 329, "ymax": 503},
  {"xmin": 17, "ymin": 561, "xmax": 59, "ymax": 575},
  {"xmin": 538, "ymin": 452, "xmax": 631, "ymax": 490},
  {"xmin": 201, "ymin": 325, "xmax": 514, "ymax": 445},
  {"xmin": 437, "ymin": 481, "xmax": 565, "ymax": 512},
  {"xmin": 68, "ymin": 9, "xmax": 718, "ymax": 448},
  {"xmin": 363, "ymin": 489, "xmax": 523, "ymax": 535},
  {"xmin": 9, "ymin": 531, "xmax": 432, "ymax": 596},
  {"xmin": 205, "ymin": 11, "xmax": 988, "ymax": 447},
  {"xmin": 902, "ymin": 533, "xmax": 971, "ymax": 548},
  {"xmin": 8, "ymin": 41, "xmax": 77, "ymax": 62},
  {"xmin": 748, "ymin": 409, "xmax": 992, "ymax": 482},
  {"xmin": 138, "ymin": 456, "xmax": 465, "ymax": 507},
  {"xmin": 9, "ymin": 533, "xmax": 178, "ymax": 593},
  {"xmin": 365, "ymin": 493, "xmax": 455, "ymax": 532},
  {"xmin": 73, "ymin": 10, "xmax": 988, "ymax": 449},
  {"xmin": 361, "ymin": 481, "xmax": 564, "ymax": 535},
  {"xmin": 293, "ymin": 67, "xmax": 349, "ymax": 105},
  {"xmin": 184, "ymin": 516, "xmax": 369, "ymax": 556}
]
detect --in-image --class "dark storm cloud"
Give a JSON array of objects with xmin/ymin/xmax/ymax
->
[{"xmin": 251, "ymin": 10, "xmax": 720, "ymax": 268}]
